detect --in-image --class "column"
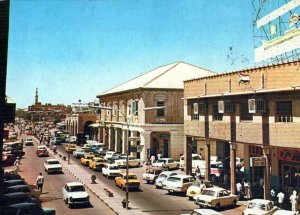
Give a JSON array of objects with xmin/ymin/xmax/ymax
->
[
  {"xmin": 103, "ymin": 127, "xmax": 108, "ymax": 149},
  {"xmin": 108, "ymin": 127, "xmax": 114, "ymax": 151},
  {"xmin": 131, "ymin": 131, "xmax": 138, "ymax": 157},
  {"xmin": 184, "ymin": 136, "xmax": 192, "ymax": 175},
  {"xmin": 230, "ymin": 142, "xmax": 237, "ymax": 195},
  {"xmin": 114, "ymin": 128, "xmax": 121, "ymax": 153},
  {"xmin": 122, "ymin": 129, "xmax": 128, "ymax": 154},
  {"xmin": 264, "ymin": 147, "xmax": 271, "ymax": 200},
  {"xmin": 205, "ymin": 139, "xmax": 211, "ymax": 180},
  {"xmin": 140, "ymin": 131, "xmax": 151, "ymax": 162}
]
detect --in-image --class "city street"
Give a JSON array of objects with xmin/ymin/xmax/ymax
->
[
  {"xmin": 18, "ymin": 132, "xmax": 244, "ymax": 215},
  {"xmin": 13, "ymin": 133, "xmax": 116, "ymax": 215}
]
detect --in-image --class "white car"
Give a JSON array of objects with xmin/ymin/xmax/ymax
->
[
  {"xmin": 181, "ymin": 209, "xmax": 222, "ymax": 215},
  {"xmin": 104, "ymin": 151, "xmax": 117, "ymax": 161},
  {"xmin": 62, "ymin": 182, "xmax": 90, "ymax": 208},
  {"xmin": 162, "ymin": 174, "xmax": 194, "ymax": 193},
  {"xmin": 152, "ymin": 158, "xmax": 179, "ymax": 170},
  {"xmin": 194, "ymin": 187, "xmax": 239, "ymax": 210},
  {"xmin": 114, "ymin": 155, "xmax": 141, "ymax": 168},
  {"xmin": 44, "ymin": 159, "xmax": 63, "ymax": 174},
  {"xmin": 24, "ymin": 138, "xmax": 34, "ymax": 146},
  {"xmin": 186, "ymin": 180, "xmax": 213, "ymax": 200},
  {"xmin": 155, "ymin": 171, "xmax": 177, "ymax": 188},
  {"xmin": 179, "ymin": 154, "xmax": 203, "ymax": 170},
  {"xmin": 243, "ymin": 199, "xmax": 278, "ymax": 215},
  {"xmin": 273, "ymin": 210, "xmax": 297, "ymax": 215},
  {"xmin": 142, "ymin": 168, "xmax": 163, "ymax": 184},
  {"xmin": 102, "ymin": 164, "xmax": 121, "ymax": 178}
]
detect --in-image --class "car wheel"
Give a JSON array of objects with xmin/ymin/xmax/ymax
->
[
  {"xmin": 137, "ymin": 162, "xmax": 141, "ymax": 167},
  {"xmin": 167, "ymin": 166, "xmax": 170, "ymax": 171},
  {"xmin": 188, "ymin": 196, "xmax": 193, "ymax": 201},
  {"xmin": 155, "ymin": 185, "xmax": 160, "ymax": 189},
  {"xmin": 232, "ymin": 200, "xmax": 237, "ymax": 208},
  {"xmin": 68, "ymin": 202, "xmax": 72, "ymax": 208},
  {"xmin": 146, "ymin": 180, "xmax": 149, "ymax": 184},
  {"xmin": 215, "ymin": 203, "xmax": 221, "ymax": 211}
]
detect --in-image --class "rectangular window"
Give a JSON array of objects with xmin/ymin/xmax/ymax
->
[
  {"xmin": 157, "ymin": 101, "xmax": 165, "ymax": 117},
  {"xmin": 213, "ymin": 104, "xmax": 223, "ymax": 121},
  {"xmin": 240, "ymin": 102, "xmax": 253, "ymax": 121},
  {"xmin": 132, "ymin": 100, "xmax": 138, "ymax": 116},
  {"xmin": 192, "ymin": 103, "xmax": 199, "ymax": 120},
  {"xmin": 276, "ymin": 101, "xmax": 293, "ymax": 122}
]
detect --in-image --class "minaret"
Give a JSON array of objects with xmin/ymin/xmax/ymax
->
[{"xmin": 35, "ymin": 88, "xmax": 39, "ymax": 104}]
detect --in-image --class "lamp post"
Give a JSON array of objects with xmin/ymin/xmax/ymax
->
[{"xmin": 92, "ymin": 105, "xmax": 165, "ymax": 209}]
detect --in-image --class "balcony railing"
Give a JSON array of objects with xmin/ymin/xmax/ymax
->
[{"xmin": 275, "ymin": 115, "xmax": 293, "ymax": 123}]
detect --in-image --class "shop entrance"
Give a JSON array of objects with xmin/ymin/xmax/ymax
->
[{"xmin": 282, "ymin": 163, "xmax": 300, "ymax": 192}]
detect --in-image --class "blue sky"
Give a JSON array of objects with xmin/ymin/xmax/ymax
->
[{"xmin": 7, "ymin": 0, "xmax": 254, "ymax": 108}]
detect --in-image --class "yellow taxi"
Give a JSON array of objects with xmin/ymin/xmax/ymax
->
[
  {"xmin": 80, "ymin": 153, "xmax": 95, "ymax": 166},
  {"xmin": 115, "ymin": 173, "xmax": 140, "ymax": 191},
  {"xmin": 81, "ymin": 144, "xmax": 91, "ymax": 152},
  {"xmin": 65, "ymin": 144, "xmax": 77, "ymax": 153},
  {"xmin": 89, "ymin": 157, "xmax": 107, "ymax": 171}
]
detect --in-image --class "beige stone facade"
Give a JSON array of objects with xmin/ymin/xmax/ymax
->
[{"xmin": 184, "ymin": 60, "xmax": 300, "ymax": 196}]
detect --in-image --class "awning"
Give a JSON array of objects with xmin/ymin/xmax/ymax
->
[{"xmin": 89, "ymin": 123, "xmax": 100, "ymax": 128}]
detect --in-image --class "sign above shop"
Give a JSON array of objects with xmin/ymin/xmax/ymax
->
[
  {"xmin": 250, "ymin": 157, "xmax": 266, "ymax": 167},
  {"xmin": 278, "ymin": 148, "xmax": 300, "ymax": 164}
]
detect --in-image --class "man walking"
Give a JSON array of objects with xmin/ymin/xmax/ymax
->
[
  {"xmin": 277, "ymin": 190, "xmax": 285, "ymax": 209},
  {"xmin": 36, "ymin": 172, "xmax": 45, "ymax": 194}
]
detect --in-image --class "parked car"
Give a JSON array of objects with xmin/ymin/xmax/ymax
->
[
  {"xmin": 142, "ymin": 167, "xmax": 163, "ymax": 184},
  {"xmin": 8, "ymin": 132, "xmax": 18, "ymax": 140},
  {"xmin": 155, "ymin": 171, "xmax": 177, "ymax": 188},
  {"xmin": 181, "ymin": 208, "xmax": 222, "ymax": 215},
  {"xmin": 179, "ymin": 154, "xmax": 203, "ymax": 170},
  {"xmin": 114, "ymin": 155, "xmax": 141, "ymax": 168},
  {"xmin": 4, "ymin": 179, "xmax": 26, "ymax": 188},
  {"xmin": 72, "ymin": 149, "xmax": 85, "ymax": 159},
  {"xmin": 243, "ymin": 199, "xmax": 278, "ymax": 215},
  {"xmin": 36, "ymin": 146, "xmax": 48, "ymax": 157},
  {"xmin": 2, "ymin": 153, "xmax": 17, "ymax": 167},
  {"xmin": 24, "ymin": 138, "xmax": 34, "ymax": 146},
  {"xmin": 3, "ymin": 202, "xmax": 56, "ymax": 215},
  {"xmin": 104, "ymin": 151, "xmax": 119, "ymax": 163},
  {"xmin": 273, "ymin": 210, "xmax": 297, "ymax": 215},
  {"xmin": 194, "ymin": 187, "xmax": 239, "ymax": 210},
  {"xmin": 162, "ymin": 174, "xmax": 194, "ymax": 193},
  {"xmin": 186, "ymin": 180, "xmax": 213, "ymax": 200},
  {"xmin": 50, "ymin": 137, "xmax": 62, "ymax": 145},
  {"xmin": 102, "ymin": 164, "xmax": 121, "ymax": 178},
  {"xmin": 4, "ymin": 169, "xmax": 22, "ymax": 181},
  {"xmin": 65, "ymin": 144, "xmax": 77, "ymax": 153},
  {"xmin": 152, "ymin": 158, "xmax": 179, "ymax": 170},
  {"xmin": 80, "ymin": 153, "xmax": 95, "ymax": 166},
  {"xmin": 81, "ymin": 143, "xmax": 91, "ymax": 152},
  {"xmin": 62, "ymin": 182, "xmax": 90, "ymax": 208},
  {"xmin": 44, "ymin": 159, "xmax": 63, "ymax": 174},
  {"xmin": 69, "ymin": 136, "xmax": 77, "ymax": 143},
  {"xmin": 5, "ymin": 185, "xmax": 41, "ymax": 199},
  {"xmin": 1, "ymin": 192, "xmax": 41, "ymax": 208},
  {"xmin": 89, "ymin": 157, "xmax": 107, "ymax": 171},
  {"xmin": 115, "ymin": 173, "xmax": 140, "ymax": 191}
]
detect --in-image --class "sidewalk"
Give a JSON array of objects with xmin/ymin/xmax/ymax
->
[{"xmin": 33, "ymin": 136, "xmax": 148, "ymax": 215}]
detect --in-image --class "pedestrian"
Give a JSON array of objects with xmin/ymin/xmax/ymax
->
[
  {"xmin": 36, "ymin": 172, "xmax": 45, "ymax": 194},
  {"xmin": 271, "ymin": 188, "xmax": 276, "ymax": 205},
  {"xmin": 244, "ymin": 179, "xmax": 251, "ymax": 200},
  {"xmin": 199, "ymin": 179, "xmax": 206, "ymax": 192},
  {"xmin": 277, "ymin": 190, "xmax": 285, "ymax": 209},
  {"xmin": 290, "ymin": 190, "xmax": 299, "ymax": 213},
  {"xmin": 236, "ymin": 182, "xmax": 243, "ymax": 199},
  {"xmin": 14, "ymin": 157, "xmax": 21, "ymax": 172},
  {"xmin": 195, "ymin": 166, "xmax": 201, "ymax": 179},
  {"xmin": 157, "ymin": 152, "xmax": 162, "ymax": 160},
  {"xmin": 199, "ymin": 153, "xmax": 202, "ymax": 160},
  {"xmin": 150, "ymin": 155, "xmax": 156, "ymax": 165}
]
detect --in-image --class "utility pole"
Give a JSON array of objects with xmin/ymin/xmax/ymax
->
[{"xmin": 0, "ymin": 0, "xmax": 10, "ymax": 196}]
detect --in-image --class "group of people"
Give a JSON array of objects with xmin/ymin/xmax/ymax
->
[
  {"xmin": 271, "ymin": 188, "xmax": 300, "ymax": 212},
  {"xmin": 236, "ymin": 179, "xmax": 252, "ymax": 200},
  {"xmin": 149, "ymin": 152, "xmax": 162, "ymax": 165}
]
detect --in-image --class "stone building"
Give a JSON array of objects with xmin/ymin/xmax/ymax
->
[
  {"xmin": 184, "ymin": 60, "xmax": 300, "ymax": 198},
  {"xmin": 96, "ymin": 62, "xmax": 215, "ymax": 162}
]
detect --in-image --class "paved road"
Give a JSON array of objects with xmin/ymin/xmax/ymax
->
[
  {"xmin": 55, "ymin": 141, "xmax": 246, "ymax": 215},
  {"xmin": 15, "ymin": 133, "xmax": 116, "ymax": 215}
]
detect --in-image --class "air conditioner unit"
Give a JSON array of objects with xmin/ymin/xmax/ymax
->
[
  {"xmin": 218, "ymin": 100, "xmax": 234, "ymax": 113},
  {"xmin": 248, "ymin": 99, "xmax": 266, "ymax": 113},
  {"xmin": 199, "ymin": 103, "xmax": 207, "ymax": 113}
]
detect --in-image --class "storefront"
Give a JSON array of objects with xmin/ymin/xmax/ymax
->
[{"xmin": 278, "ymin": 148, "xmax": 300, "ymax": 193}]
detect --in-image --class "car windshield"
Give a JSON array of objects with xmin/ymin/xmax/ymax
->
[
  {"xmin": 95, "ymin": 159, "xmax": 104, "ymax": 162},
  {"xmin": 167, "ymin": 177, "xmax": 180, "ymax": 182},
  {"xmin": 120, "ymin": 156, "xmax": 126, "ymax": 160},
  {"xmin": 248, "ymin": 202, "xmax": 266, "ymax": 210},
  {"xmin": 109, "ymin": 166, "xmax": 119, "ymax": 170},
  {"xmin": 157, "ymin": 159, "xmax": 166, "ymax": 164},
  {"xmin": 201, "ymin": 190, "xmax": 216, "ymax": 196},
  {"xmin": 158, "ymin": 174, "xmax": 167, "ymax": 179},
  {"xmin": 69, "ymin": 185, "xmax": 85, "ymax": 192},
  {"xmin": 192, "ymin": 156, "xmax": 201, "ymax": 160},
  {"xmin": 26, "ymin": 139, "xmax": 32, "ymax": 141},
  {"xmin": 192, "ymin": 181, "xmax": 201, "ymax": 186},
  {"xmin": 48, "ymin": 160, "xmax": 59, "ymax": 165}
]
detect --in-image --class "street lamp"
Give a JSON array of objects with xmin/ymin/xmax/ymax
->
[{"xmin": 92, "ymin": 105, "xmax": 165, "ymax": 209}]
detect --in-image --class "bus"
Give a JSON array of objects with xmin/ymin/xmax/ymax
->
[{"xmin": 3, "ymin": 140, "xmax": 25, "ymax": 158}]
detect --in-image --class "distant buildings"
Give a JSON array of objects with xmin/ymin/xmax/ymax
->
[{"xmin": 28, "ymin": 88, "xmax": 71, "ymax": 122}]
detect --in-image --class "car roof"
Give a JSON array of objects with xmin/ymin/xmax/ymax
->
[
  {"xmin": 4, "ymin": 179, "xmax": 24, "ymax": 183},
  {"xmin": 7, "ymin": 202, "xmax": 38, "ymax": 208},
  {"xmin": 121, "ymin": 172, "xmax": 136, "ymax": 176},
  {"xmin": 37, "ymin": 146, "xmax": 46, "ymax": 149},
  {"xmin": 204, "ymin": 187, "xmax": 226, "ymax": 192},
  {"xmin": 7, "ymin": 184, "xmax": 29, "ymax": 189},
  {"xmin": 193, "ymin": 209, "xmax": 222, "ymax": 215},
  {"xmin": 168, "ymin": 174, "xmax": 193, "ymax": 179},
  {"xmin": 46, "ymin": 159, "xmax": 59, "ymax": 162},
  {"xmin": 3, "ymin": 192, "xmax": 29, "ymax": 197},
  {"xmin": 66, "ymin": 182, "xmax": 84, "ymax": 187},
  {"xmin": 160, "ymin": 171, "xmax": 177, "ymax": 176},
  {"xmin": 249, "ymin": 199, "xmax": 272, "ymax": 204}
]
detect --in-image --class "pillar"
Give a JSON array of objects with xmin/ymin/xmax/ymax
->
[
  {"xmin": 170, "ymin": 131, "xmax": 178, "ymax": 159},
  {"xmin": 108, "ymin": 127, "xmax": 114, "ymax": 151},
  {"xmin": 122, "ymin": 129, "xmax": 128, "ymax": 154},
  {"xmin": 103, "ymin": 127, "xmax": 108, "ymax": 149},
  {"xmin": 114, "ymin": 128, "xmax": 121, "ymax": 153},
  {"xmin": 205, "ymin": 139, "xmax": 211, "ymax": 181},
  {"xmin": 264, "ymin": 148, "xmax": 271, "ymax": 200},
  {"xmin": 230, "ymin": 142, "xmax": 237, "ymax": 195},
  {"xmin": 140, "ymin": 131, "xmax": 151, "ymax": 162},
  {"xmin": 184, "ymin": 136, "xmax": 192, "ymax": 175}
]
